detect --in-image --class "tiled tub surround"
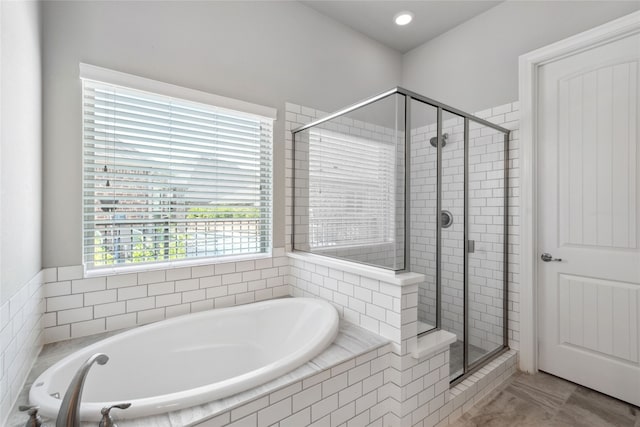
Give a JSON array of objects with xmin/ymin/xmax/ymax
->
[
  {"xmin": 30, "ymin": 298, "xmax": 340, "ymax": 420},
  {"xmin": 8, "ymin": 321, "xmax": 390, "ymax": 427},
  {"xmin": 41, "ymin": 248, "xmax": 289, "ymax": 344},
  {"xmin": 5, "ymin": 256, "xmax": 518, "ymax": 427},
  {"xmin": 288, "ymin": 252, "xmax": 518, "ymax": 427},
  {"xmin": 0, "ymin": 271, "xmax": 44, "ymax": 426},
  {"xmin": 289, "ymin": 252, "xmax": 422, "ymax": 354},
  {"xmin": 10, "ymin": 258, "xmax": 518, "ymax": 427}
]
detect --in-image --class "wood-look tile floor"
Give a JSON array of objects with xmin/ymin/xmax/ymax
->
[{"xmin": 450, "ymin": 371, "xmax": 640, "ymax": 427}]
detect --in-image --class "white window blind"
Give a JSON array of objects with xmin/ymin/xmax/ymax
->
[
  {"xmin": 82, "ymin": 80, "xmax": 273, "ymax": 270},
  {"xmin": 308, "ymin": 128, "xmax": 395, "ymax": 248}
]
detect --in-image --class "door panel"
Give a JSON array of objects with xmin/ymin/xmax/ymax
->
[
  {"xmin": 558, "ymin": 274, "xmax": 639, "ymax": 364},
  {"xmin": 559, "ymin": 60, "xmax": 638, "ymax": 249},
  {"xmin": 538, "ymin": 31, "xmax": 640, "ymax": 406}
]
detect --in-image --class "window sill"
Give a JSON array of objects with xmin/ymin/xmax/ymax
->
[{"xmin": 84, "ymin": 251, "xmax": 275, "ymax": 278}]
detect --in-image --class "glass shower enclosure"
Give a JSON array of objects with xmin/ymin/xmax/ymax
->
[{"xmin": 291, "ymin": 87, "xmax": 510, "ymax": 383}]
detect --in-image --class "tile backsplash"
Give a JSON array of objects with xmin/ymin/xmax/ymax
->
[
  {"xmin": 0, "ymin": 271, "xmax": 43, "ymax": 423},
  {"xmin": 41, "ymin": 249, "xmax": 289, "ymax": 343}
]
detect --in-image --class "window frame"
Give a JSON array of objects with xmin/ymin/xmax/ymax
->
[{"xmin": 80, "ymin": 64, "xmax": 277, "ymax": 275}]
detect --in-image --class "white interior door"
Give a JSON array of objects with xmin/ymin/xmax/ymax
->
[{"xmin": 537, "ymin": 30, "xmax": 640, "ymax": 406}]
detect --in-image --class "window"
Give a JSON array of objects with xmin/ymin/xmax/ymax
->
[
  {"xmin": 81, "ymin": 66, "xmax": 274, "ymax": 270},
  {"xmin": 308, "ymin": 128, "xmax": 396, "ymax": 248}
]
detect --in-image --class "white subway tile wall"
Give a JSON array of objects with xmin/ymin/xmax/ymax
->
[
  {"xmin": 289, "ymin": 256, "xmax": 403, "ymax": 350},
  {"xmin": 410, "ymin": 103, "xmax": 520, "ymax": 354},
  {"xmin": 289, "ymin": 103, "xmax": 405, "ymax": 270},
  {"xmin": 286, "ymin": 251, "xmax": 516, "ymax": 427},
  {"xmin": 195, "ymin": 346, "xmax": 391, "ymax": 427},
  {"xmin": 0, "ymin": 271, "xmax": 44, "ymax": 425},
  {"xmin": 188, "ymin": 321, "xmax": 515, "ymax": 427},
  {"xmin": 285, "ymin": 101, "xmax": 520, "ymax": 427},
  {"xmin": 285, "ymin": 101, "xmax": 520, "ymax": 353},
  {"xmin": 41, "ymin": 249, "xmax": 289, "ymax": 343}
]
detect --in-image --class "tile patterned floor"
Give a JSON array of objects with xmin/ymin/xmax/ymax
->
[{"xmin": 450, "ymin": 371, "xmax": 640, "ymax": 427}]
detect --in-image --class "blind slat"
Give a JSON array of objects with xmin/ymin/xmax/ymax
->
[
  {"xmin": 307, "ymin": 129, "xmax": 396, "ymax": 248},
  {"xmin": 83, "ymin": 80, "xmax": 272, "ymax": 269}
]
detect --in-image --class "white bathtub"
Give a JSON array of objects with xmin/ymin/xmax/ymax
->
[{"xmin": 30, "ymin": 297, "xmax": 339, "ymax": 421}]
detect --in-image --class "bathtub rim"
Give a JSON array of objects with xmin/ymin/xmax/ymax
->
[{"xmin": 29, "ymin": 297, "xmax": 340, "ymax": 421}]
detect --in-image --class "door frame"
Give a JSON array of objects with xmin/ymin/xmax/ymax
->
[{"xmin": 518, "ymin": 10, "xmax": 640, "ymax": 374}]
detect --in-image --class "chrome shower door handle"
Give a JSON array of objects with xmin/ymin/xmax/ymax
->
[{"xmin": 541, "ymin": 253, "xmax": 562, "ymax": 262}]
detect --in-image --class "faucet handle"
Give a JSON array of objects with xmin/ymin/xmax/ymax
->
[
  {"xmin": 19, "ymin": 405, "xmax": 44, "ymax": 427},
  {"xmin": 99, "ymin": 403, "xmax": 131, "ymax": 427}
]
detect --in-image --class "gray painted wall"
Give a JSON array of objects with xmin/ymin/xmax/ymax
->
[
  {"xmin": 35, "ymin": 0, "xmax": 640, "ymax": 272},
  {"xmin": 1, "ymin": 1, "xmax": 42, "ymax": 303},
  {"xmin": 41, "ymin": 0, "xmax": 402, "ymax": 268},
  {"xmin": 402, "ymin": 1, "xmax": 639, "ymax": 114}
]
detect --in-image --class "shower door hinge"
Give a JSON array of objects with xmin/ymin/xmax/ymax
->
[{"xmin": 468, "ymin": 240, "xmax": 475, "ymax": 253}]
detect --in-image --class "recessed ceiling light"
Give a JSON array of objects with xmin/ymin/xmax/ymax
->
[{"xmin": 394, "ymin": 11, "xmax": 413, "ymax": 26}]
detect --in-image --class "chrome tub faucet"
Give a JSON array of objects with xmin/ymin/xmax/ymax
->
[{"xmin": 56, "ymin": 353, "xmax": 108, "ymax": 427}]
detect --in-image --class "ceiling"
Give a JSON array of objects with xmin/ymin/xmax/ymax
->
[{"xmin": 301, "ymin": 1, "xmax": 502, "ymax": 53}]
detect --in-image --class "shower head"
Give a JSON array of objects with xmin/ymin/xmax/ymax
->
[{"xmin": 430, "ymin": 133, "xmax": 448, "ymax": 148}]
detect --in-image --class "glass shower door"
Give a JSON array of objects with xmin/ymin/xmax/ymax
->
[
  {"xmin": 466, "ymin": 119, "xmax": 508, "ymax": 367},
  {"xmin": 410, "ymin": 99, "xmax": 438, "ymax": 335},
  {"xmin": 439, "ymin": 110, "xmax": 466, "ymax": 379}
]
